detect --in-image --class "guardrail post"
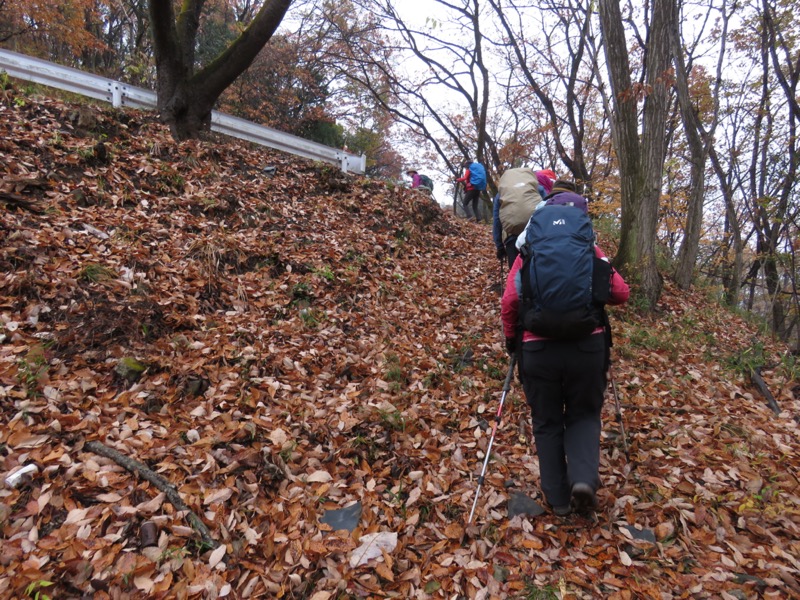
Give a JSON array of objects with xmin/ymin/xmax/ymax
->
[
  {"xmin": 110, "ymin": 83, "xmax": 122, "ymax": 108},
  {"xmin": 338, "ymin": 153, "xmax": 367, "ymax": 174}
]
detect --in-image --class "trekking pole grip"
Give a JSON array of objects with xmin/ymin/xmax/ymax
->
[{"xmin": 503, "ymin": 353, "xmax": 517, "ymax": 391}]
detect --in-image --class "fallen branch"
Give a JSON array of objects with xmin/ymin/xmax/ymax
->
[
  {"xmin": 84, "ymin": 440, "xmax": 219, "ymax": 549},
  {"xmin": 621, "ymin": 403, "xmax": 689, "ymax": 414},
  {"xmin": 750, "ymin": 367, "xmax": 781, "ymax": 416}
]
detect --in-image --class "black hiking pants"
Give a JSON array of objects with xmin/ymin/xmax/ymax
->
[
  {"xmin": 504, "ymin": 235, "xmax": 519, "ymax": 268},
  {"xmin": 520, "ymin": 333, "xmax": 607, "ymax": 508},
  {"xmin": 464, "ymin": 188, "xmax": 482, "ymax": 222}
]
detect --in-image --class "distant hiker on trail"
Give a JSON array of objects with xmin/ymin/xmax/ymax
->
[
  {"xmin": 493, "ymin": 168, "xmax": 556, "ymax": 268},
  {"xmin": 407, "ymin": 169, "xmax": 434, "ymax": 191},
  {"xmin": 501, "ymin": 180, "xmax": 630, "ymax": 517},
  {"xmin": 455, "ymin": 160, "xmax": 487, "ymax": 223}
]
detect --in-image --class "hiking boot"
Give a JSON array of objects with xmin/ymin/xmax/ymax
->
[
  {"xmin": 552, "ymin": 504, "xmax": 572, "ymax": 516},
  {"xmin": 571, "ymin": 482, "xmax": 598, "ymax": 514}
]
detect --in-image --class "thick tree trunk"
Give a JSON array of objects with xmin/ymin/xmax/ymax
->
[
  {"xmin": 598, "ymin": 0, "xmax": 673, "ymax": 309},
  {"xmin": 638, "ymin": 0, "xmax": 672, "ymax": 306},
  {"xmin": 149, "ymin": 0, "xmax": 292, "ymax": 141},
  {"xmin": 673, "ymin": 159, "xmax": 705, "ymax": 289},
  {"xmin": 597, "ymin": 0, "xmax": 640, "ymax": 271},
  {"xmin": 154, "ymin": 78, "xmax": 219, "ymax": 140}
]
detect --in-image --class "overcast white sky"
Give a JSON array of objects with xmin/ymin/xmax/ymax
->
[{"xmin": 388, "ymin": 2, "xmax": 483, "ymax": 205}]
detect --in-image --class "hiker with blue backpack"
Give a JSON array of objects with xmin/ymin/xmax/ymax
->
[
  {"xmin": 455, "ymin": 160, "xmax": 487, "ymax": 222},
  {"xmin": 500, "ymin": 179, "xmax": 629, "ymax": 516}
]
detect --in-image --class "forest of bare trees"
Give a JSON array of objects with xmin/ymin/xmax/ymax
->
[{"xmin": 1, "ymin": 0, "xmax": 798, "ymax": 348}]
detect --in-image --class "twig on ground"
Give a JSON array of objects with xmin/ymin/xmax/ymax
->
[
  {"xmin": 84, "ymin": 439, "xmax": 219, "ymax": 549},
  {"xmin": 620, "ymin": 403, "xmax": 689, "ymax": 414},
  {"xmin": 750, "ymin": 367, "xmax": 781, "ymax": 416}
]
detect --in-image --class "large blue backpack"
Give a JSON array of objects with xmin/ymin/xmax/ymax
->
[
  {"xmin": 519, "ymin": 201, "xmax": 611, "ymax": 340},
  {"xmin": 468, "ymin": 162, "xmax": 487, "ymax": 190}
]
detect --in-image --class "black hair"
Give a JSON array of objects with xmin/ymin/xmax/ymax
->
[{"xmin": 551, "ymin": 179, "xmax": 577, "ymax": 192}]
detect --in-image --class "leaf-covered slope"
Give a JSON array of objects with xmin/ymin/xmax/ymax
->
[{"xmin": 0, "ymin": 94, "xmax": 798, "ymax": 599}]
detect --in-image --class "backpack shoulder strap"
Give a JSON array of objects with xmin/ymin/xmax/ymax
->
[{"xmin": 518, "ymin": 251, "xmax": 534, "ymax": 328}]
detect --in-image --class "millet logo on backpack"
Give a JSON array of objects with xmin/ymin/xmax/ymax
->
[{"xmin": 553, "ymin": 218, "xmax": 566, "ymax": 225}]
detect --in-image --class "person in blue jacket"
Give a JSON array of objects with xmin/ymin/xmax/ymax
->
[{"xmin": 456, "ymin": 160, "xmax": 487, "ymax": 223}]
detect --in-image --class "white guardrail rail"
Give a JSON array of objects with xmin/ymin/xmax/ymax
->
[{"xmin": 0, "ymin": 48, "xmax": 366, "ymax": 174}]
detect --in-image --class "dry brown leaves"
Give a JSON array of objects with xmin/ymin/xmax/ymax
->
[{"xmin": 0, "ymin": 93, "xmax": 798, "ymax": 600}]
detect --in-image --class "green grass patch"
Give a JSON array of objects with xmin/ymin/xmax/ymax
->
[
  {"xmin": 79, "ymin": 263, "xmax": 116, "ymax": 283},
  {"xmin": 519, "ymin": 580, "xmax": 559, "ymax": 600}
]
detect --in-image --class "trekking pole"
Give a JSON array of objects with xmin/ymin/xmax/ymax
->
[
  {"xmin": 608, "ymin": 364, "xmax": 629, "ymax": 457},
  {"xmin": 500, "ymin": 258, "xmax": 506, "ymax": 298},
  {"xmin": 468, "ymin": 352, "xmax": 518, "ymax": 525},
  {"xmin": 499, "ymin": 256, "xmax": 506, "ymax": 296}
]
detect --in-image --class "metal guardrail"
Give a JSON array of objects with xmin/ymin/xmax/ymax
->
[{"xmin": 0, "ymin": 48, "xmax": 366, "ymax": 174}]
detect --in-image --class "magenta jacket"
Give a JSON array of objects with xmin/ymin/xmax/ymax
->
[{"xmin": 501, "ymin": 245, "xmax": 630, "ymax": 342}]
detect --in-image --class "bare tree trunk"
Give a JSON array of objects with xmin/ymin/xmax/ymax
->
[
  {"xmin": 597, "ymin": 0, "xmax": 641, "ymax": 269},
  {"xmin": 149, "ymin": 0, "xmax": 291, "ymax": 140},
  {"xmin": 744, "ymin": 258, "xmax": 761, "ymax": 312},
  {"xmin": 598, "ymin": 0, "xmax": 674, "ymax": 308},
  {"xmin": 716, "ymin": 184, "xmax": 744, "ymax": 307},
  {"xmin": 670, "ymin": 1, "xmax": 717, "ymax": 290},
  {"xmin": 470, "ymin": 0, "xmax": 491, "ymax": 175},
  {"xmin": 704, "ymin": 1, "xmax": 744, "ymax": 307},
  {"xmin": 749, "ymin": 0, "xmax": 799, "ymax": 339}
]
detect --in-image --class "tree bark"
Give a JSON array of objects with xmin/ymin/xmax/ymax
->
[
  {"xmin": 709, "ymin": 144, "xmax": 744, "ymax": 307},
  {"xmin": 149, "ymin": 0, "xmax": 292, "ymax": 140},
  {"xmin": 469, "ymin": 0, "xmax": 491, "ymax": 174},
  {"xmin": 598, "ymin": 0, "xmax": 674, "ymax": 309},
  {"xmin": 749, "ymin": 0, "xmax": 798, "ymax": 339},
  {"xmin": 597, "ymin": 0, "xmax": 640, "ymax": 271},
  {"xmin": 670, "ymin": 2, "xmax": 710, "ymax": 290}
]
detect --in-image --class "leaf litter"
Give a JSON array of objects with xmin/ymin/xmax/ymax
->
[{"xmin": 0, "ymin": 93, "xmax": 798, "ymax": 599}]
